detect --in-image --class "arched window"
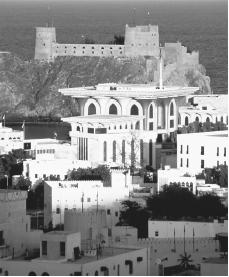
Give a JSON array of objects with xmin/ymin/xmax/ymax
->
[
  {"xmin": 122, "ymin": 140, "xmax": 125, "ymax": 165},
  {"xmin": 76, "ymin": 126, "xmax": 80, "ymax": 132},
  {"xmin": 103, "ymin": 141, "xmax": 107, "ymax": 162},
  {"xmin": 149, "ymin": 105, "xmax": 153, "ymax": 118},
  {"xmin": 130, "ymin": 104, "xmax": 139, "ymax": 115},
  {"xmin": 206, "ymin": 117, "xmax": 210, "ymax": 123},
  {"xmin": 220, "ymin": 116, "xmax": 224, "ymax": 123},
  {"xmin": 195, "ymin": 116, "xmax": 199, "ymax": 122},
  {"xmin": 28, "ymin": 272, "xmax": 36, "ymax": 276},
  {"xmin": 170, "ymin": 102, "xmax": 174, "ymax": 116},
  {"xmin": 41, "ymin": 273, "xmax": 49, "ymax": 276},
  {"xmin": 185, "ymin": 116, "xmax": 189, "ymax": 126},
  {"xmin": 109, "ymin": 104, "xmax": 118, "ymax": 115},
  {"xmin": 94, "ymin": 271, "xmax": 98, "ymax": 276},
  {"xmin": 135, "ymin": 121, "xmax": 140, "ymax": 130},
  {"xmin": 113, "ymin": 141, "xmax": 116, "ymax": 162},
  {"xmin": 88, "ymin": 103, "xmax": 96, "ymax": 115}
]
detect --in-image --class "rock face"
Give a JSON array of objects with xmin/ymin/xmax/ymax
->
[{"xmin": 0, "ymin": 53, "xmax": 211, "ymax": 120}]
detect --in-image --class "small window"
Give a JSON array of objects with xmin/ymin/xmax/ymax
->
[
  {"xmin": 217, "ymin": 161, "xmax": 219, "ymax": 167},
  {"xmin": 186, "ymin": 145, "xmax": 189, "ymax": 154},
  {"xmin": 87, "ymin": 198, "xmax": 91, "ymax": 202},
  {"xmin": 201, "ymin": 146, "xmax": 204, "ymax": 155},
  {"xmin": 35, "ymin": 174, "xmax": 38, "ymax": 178},
  {"xmin": 217, "ymin": 147, "xmax": 219, "ymax": 156},
  {"xmin": 115, "ymin": 211, "xmax": 118, "ymax": 217},
  {"xmin": 180, "ymin": 145, "xmax": 183, "ymax": 154},
  {"xmin": 186, "ymin": 158, "xmax": 189, "ymax": 167},
  {"xmin": 155, "ymin": 231, "xmax": 159, "ymax": 237},
  {"xmin": 60, "ymin": 241, "xmax": 65, "ymax": 256},
  {"xmin": 107, "ymin": 209, "xmax": 111, "ymax": 215},
  {"xmin": 180, "ymin": 158, "xmax": 183, "ymax": 167},
  {"xmin": 42, "ymin": 241, "xmax": 47, "ymax": 256},
  {"xmin": 224, "ymin": 147, "xmax": 226, "ymax": 157},
  {"xmin": 201, "ymin": 160, "xmax": 205, "ymax": 169}
]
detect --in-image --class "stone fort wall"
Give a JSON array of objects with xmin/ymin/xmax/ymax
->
[{"xmin": 34, "ymin": 24, "xmax": 199, "ymax": 66}]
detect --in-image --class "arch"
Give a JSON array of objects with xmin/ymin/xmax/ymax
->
[
  {"xmin": 106, "ymin": 99, "xmax": 122, "ymax": 115},
  {"xmin": 28, "ymin": 272, "xmax": 37, "ymax": 276},
  {"xmin": 149, "ymin": 105, "xmax": 153, "ymax": 118},
  {"xmin": 103, "ymin": 141, "xmax": 107, "ymax": 162},
  {"xmin": 127, "ymin": 100, "xmax": 143, "ymax": 116},
  {"xmin": 88, "ymin": 103, "xmax": 96, "ymax": 115},
  {"xmin": 130, "ymin": 104, "xmax": 139, "ymax": 115},
  {"xmin": 113, "ymin": 140, "xmax": 116, "ymax": 162},
  {"xmin": 94, "ymin": 271, "xmax": 98, "ymax": 276},
  {"xmin": 76, "ymin": 126, "xmax": 81, "ymax": 132},
  {"xmin": 170, "ymin": 102, "xmax": 174, "ymax": 116},
  {"xmin": 195, "ymin": 116, "xmax": 199, "ymax": 122},
  {"xmin": 206, "ymin": 117, "xmax": 210, "ymax": 123},
  {"xmin": 84, "ymin": 98, "xmax": 101, "ymax": 115},
  {"xmin": 109, "ymin": 104, "xmax": 117, "ymax": 114},
  {"xmin": 41, "ymin": 273, "xmax": 49, "ymax": 276},
  {"xmin": 185, "ymin": 116, "xmax": 189, "ymax": 126}
]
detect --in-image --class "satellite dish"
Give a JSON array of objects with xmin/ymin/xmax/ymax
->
[{"xmin": 155, "ymin": 258, "xmax": 162, "ymax": 265}]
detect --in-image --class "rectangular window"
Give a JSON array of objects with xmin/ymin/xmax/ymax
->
[
  {"xmin": 87, "ymin": 198, "xmax": 91, "ymax": 202},
  {"xmin": 42, "ymin": 241, "xmax": 47, "ymax": 255},
  {"xmin": 180, "ymin": 145, "xmax": 183, "ymax": 154},
  {"xmin": 60, "ymin": 241, "xmax": 65, "ymax": 256},
  {"xmin": 201, "ymin": 160, "xmax": 205, "ymax": 169},
  {"xmin": 217, "ymin": 147, "xmax": 219, "ymax": 156},
  {"xmin": 201, "ymin": 146, "xmax": 204, "ymax": 155},
  {"xmin": 35, "ymin": 174, "xmax": 38, "ymax": 178},
  {"xmin": 107, "ymin": 209, "xmax": 111, "ymax": 215},
  {"xmin": 224, "ymin": 147, "xmax": 226, "ymax": 157},
  {"xmin": 217, "ymin": 161, "xmax": 219, "ymax": 167},
  {"xmin": 149, "ymin": 122, "xmax": 154, "ymax": 130},
  {"xmin": 155, "ymin": 231, "xmax": 159, "ymax": 237},
  {"xmin": 115, "ymin": 211, "xmax": 118, "ymax": 217},
  {"xmin": 186, "ymin": 158, "xmax": 189, "ymax": 167},
  {"xmin": 180, "ymin": 158, "xmax": 183, "ymax": 167},
  {"xmin": 170, "ymin": 120, "xmax": 174, "ymax": 128},
  {"xmin": 186, "ymin": 145, "xmax": 189, "ymax": 154}
]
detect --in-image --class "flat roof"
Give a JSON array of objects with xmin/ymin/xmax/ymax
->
[
  {"xmin": 59, "ymin": 83, "xmax": 199, "ymax": 99},
  {"xmin": 62, "ymin": 115, "xmax": 145, "ymax": 124},
  {"xmin": 202, "ymin": 257, "xmax": 228, "ymax": 264},
  {"xmin": 177, "ymin": 130, "xmax": 228, "ymax": 138}
]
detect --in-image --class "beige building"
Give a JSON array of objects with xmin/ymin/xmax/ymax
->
[
  {"xmin": 177, "ymin": 130, "xmax": 228, "ymax": 174},
  {"xmin": 0, "ymin": 230, "xmax": 150, "ymax": 276}
]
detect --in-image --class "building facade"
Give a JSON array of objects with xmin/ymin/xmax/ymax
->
[
  {"xmin": 177, "ymin": 130, "xmax": 228, "ymax": 174},
  {"xmin": 60, "ymin": 82, "xmax": 199, "ymax": 169}
]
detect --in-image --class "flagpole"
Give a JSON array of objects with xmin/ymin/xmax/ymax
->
[{"xmin": 184, "ymin": 225, "xmax": 186, "ymax": 254}]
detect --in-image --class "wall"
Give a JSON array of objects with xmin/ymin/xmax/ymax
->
[
  {"xmin": 148, "ymin": 220, "xmax": 228, "ymax": 239},
  {"xmin": 200, "ymin": 261, "xmax": 228, "ymax": 276}
]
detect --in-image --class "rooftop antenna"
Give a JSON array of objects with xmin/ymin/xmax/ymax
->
[
  {"xmin": 147, "ymin": 10, "xmax": 150, "ymax": 25},
  {"xmin": 159, "ymin": 45, "xmax": 164, "ymax": 89}
]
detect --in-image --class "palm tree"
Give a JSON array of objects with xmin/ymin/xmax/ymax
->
[{"xmin": 177, "ymin": 252, "xmax": 193, "ymax": 270}]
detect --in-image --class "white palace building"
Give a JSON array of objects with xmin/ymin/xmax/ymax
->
[{"xmin": 59, "ymin": 59, "xmax": 199, "ymax": 169}]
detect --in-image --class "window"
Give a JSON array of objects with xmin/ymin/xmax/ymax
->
[
  {"xmin": 107, "ymin": 209, "xmax": 111, "ymax": 215},
  {"xmin": 149, "ymin": 105, "xmax": 153, "ymax": 118},
  {"xmin": 201, "ymin": 146, "xmax": 204, "ymax": 155},
  {"xmin": 170, "ymin": 102, "xmax": 174, "ymax": 116},
  {"xmin": 180, "ymin": 145, "xmax": 183, "ymax": 154},
  {"xmin": 130, "ymin": 104, "xmax": 139, "ymax": 115},
  {"xmin": 155, "ymin": 231, "xmax": 159, "ymax": 237},
  {"xmin": 42, "ymin": 241, "xmax": 47, "ymax": 255},
  {"xmin": 195, "ymin": 116, "xmax": 199, "ymax": 122},
  {"xmin": 170, "ymin": 120, "xmax": 174, "ymax": 128},
  {"xmin": 43, "ymin": 174, "xmax": 46, "ymax": 178},
  {"xmin": 149, "ymin": 122, "xmax": 153, "ymax": 130},
  {"xmin": 137, "ymin": 257, "xmax": 143, "ymax": 262},
  {"xmin": 186, "ymin": 145, "xmax": 189, "ymax": 154},
  {"xmin": 87, "ymin": 198, "xmax": 91, "ymax": 202},
  {"xmin": 217, "ymin": 147, "xmax": 219, "ymax": 156},
  {"xmin": 122, "ymin": 140, "xmax": 125, "ymax": 165},
  {"xmin": 109, "ymin": 104, "xmax": 118, "ymax": 115},
  {"xmin": 217, "ymin": 161, "xmax": 219, "ymax": 167},
  {"xmin": 206, "ymin": 117, "xmax": 210, "ymax": 123},
  {"xmin": 113, "ymin": 141, "xmax": 116, "ymax": 162},
  {"xmin": 185, "ymin": 116, "xmax": 189, "ymax": 126},
  {"xmin": 221, "ymin": 116, "xmax": 224, "ymax": 123},
  {"xmin": 35, "ymin": 174, "xmax": 38, "ymax": 178},
  {"xmin": 88, "ymin": 103, "xmax": 96, "ymax": 115},
  {"xmin": 186, "ymin": 158, "xmax": 189, "ymax": 168},
  {"xmin": 115, "ymin": 211, "xmax": 118, "ymax": 217},
  {"xmin": 60, "ymin": 241, "xmax": 65, "ymax": 256},
  {"xmin": 201, "ymin": 160, "xmax": 204, "ymax": 169},
  {"xmin": 224, "ymin": 147, "xmax": 226, "ymax": 157},
  {"xmin": 180, "ymin": 158, "xmax": 183, "ymax": 167},
  {"xmin": 103, "ymin": 141, "xmax": 107, "ymax": 162}
]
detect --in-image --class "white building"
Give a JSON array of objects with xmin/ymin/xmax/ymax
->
[
  {"xmin": 0, "ymin": 189, "xmax": 41, "ymax": 258},
  {"xmin": 0, "ymin": 122, "xmax": 24, "ymax": 154},
  {"xmin": 177, "ymin": 130, "xmax": 228, "ymax": 174},
  {"xmin": 0, "ymin": 230, "xmax": 150, "ymax": 276},
  {"xmin": 60, "ymin": 77, "xmax": 199, "ymax": 169},
  {"xmin": 44, "ymin": 168, "xmax": 132, "ymax": 227},
  {"xmin": 148, "ymin": 220, "xmax": 228, "ymax": 239},
  {"xmin": 179, "ymin": 94, "xmax": 228, "ymax": 126},
  {"xmin": 157, "ymin": 166, "xmax": 197, "ymax": 193}
]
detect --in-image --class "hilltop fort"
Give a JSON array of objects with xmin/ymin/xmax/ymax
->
[{"xmin": 34, "ymin": 24, "xmax": 199, "ymax": 67}]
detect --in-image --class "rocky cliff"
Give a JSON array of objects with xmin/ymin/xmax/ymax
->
[{"xmin": 0, "ymin": 53, "xmax": 211, "ymax": 120}]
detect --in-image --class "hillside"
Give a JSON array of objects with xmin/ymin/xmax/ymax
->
[{"xmin": 0, "ymin": 53, "xmax": 211, "ymax": 120}]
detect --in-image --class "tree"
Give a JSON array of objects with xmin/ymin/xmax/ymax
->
[
  {"xmin": 178, "ymin": 252, "xmax": 193, "ymax": 270},
  {"xmin": 15, "ymin": 176, "xmax": 32, "ymax": 191},
  {"xmin": 118, "ymin": 200, "xmax": 150, "ymax": 238}
]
